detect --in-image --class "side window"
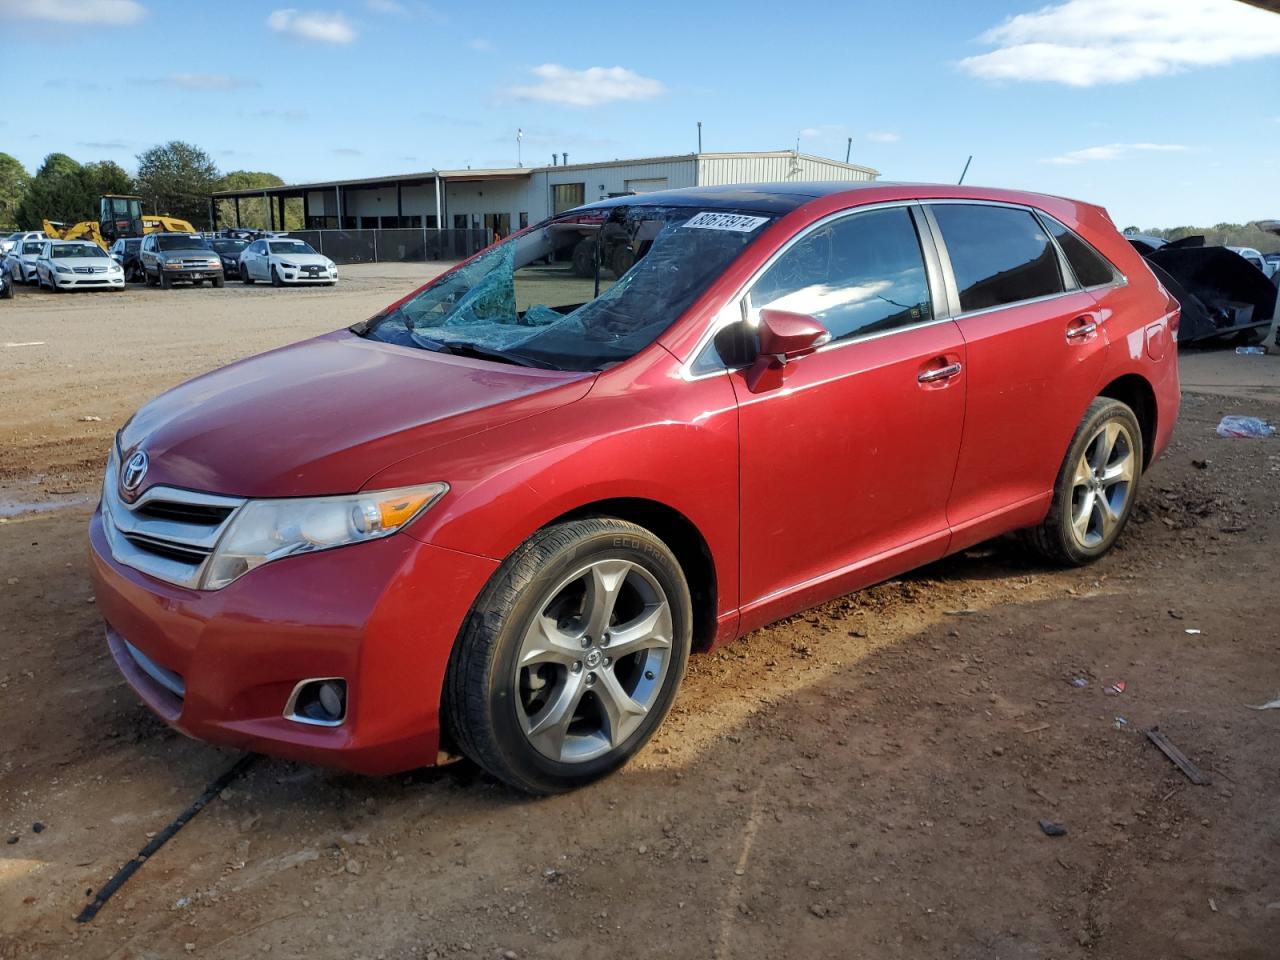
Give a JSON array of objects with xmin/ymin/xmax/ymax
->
[
  {"xmin": 1040, "ymin": 214, "xmax": 1120, "ymax": 288},
  {"xmin": 931, "ymin": 204, "xmax": 1064, "ymax": 312},
  {"xmin": 748, "ymin": 206, "xmax": 933, "ymax": 344}
]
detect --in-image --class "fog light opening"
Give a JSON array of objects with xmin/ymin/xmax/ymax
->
[{"xmin": 285, "ymin": 678, "xmax": 347, "ymax": 727}]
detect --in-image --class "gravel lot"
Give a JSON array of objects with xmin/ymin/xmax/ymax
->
[{"xmin": 1, "ymin": 267, "xmax": 1278, "ymax": 959}]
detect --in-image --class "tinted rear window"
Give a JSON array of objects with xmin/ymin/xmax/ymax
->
[
  {"xmin": 931, "ymin": 204, "xmax": 1063, "ymax": 312},
  {"xmin": 1041, "ymin": 215, "xmax": 1119, "ymax": 288}
]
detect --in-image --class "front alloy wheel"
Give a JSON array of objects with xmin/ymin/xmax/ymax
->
[
  {"xmin": 445, "ymin": 517, "xmax": 692, "ymax": 794},
  {"xmin": 516, "ymin": 559, "xmax": 673, "ymax": 764}
]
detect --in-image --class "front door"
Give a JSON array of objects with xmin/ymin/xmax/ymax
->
[
  {"xmin": 729, "ymin": 204, "xmax": 966, "ymax": 631},
  {"xmin": 924, "ymin": 202, "xmax": 1109, "ymax": 547}
]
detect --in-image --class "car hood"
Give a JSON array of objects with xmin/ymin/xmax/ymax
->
[
  {"xmin": 270, "ymin": 252, "xmax": 329, "ymax": 265},
  {"xmin": 120, "ymin": 330, "xmax": 595, "ymax": 498},
  {"xmin": 52, "ymin": 257, "xmax": 115, "ymax": 268}
]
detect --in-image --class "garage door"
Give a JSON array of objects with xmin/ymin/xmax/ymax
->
[{"xmin": 624, "ymin": 178, "xmax": 668, "ymax": 194}]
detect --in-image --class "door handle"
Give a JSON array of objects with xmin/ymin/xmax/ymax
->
[
  {"xmin": 918, "ymin": 361, "xmax": 962, "ymax": 383},
  {"xmin": 1066, "ymin": 317, "xmax": 1098, "ymax": 340}
]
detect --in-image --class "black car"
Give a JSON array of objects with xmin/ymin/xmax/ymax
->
[
  {"xmin": 108, "ymin": 237, "xmax": 145, "ymax": 282},
  {"xmin": 0, "ymin": 264, "xmax": 12, "ymax": 299},
  {"xmin": 209, "ymin": 238, "xmax": 249, "ymax": 278}
]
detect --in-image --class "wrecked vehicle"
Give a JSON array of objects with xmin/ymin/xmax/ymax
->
[{"xmin": 1127, "ymin": 233, "xmax": 1277, "ymax": 346}]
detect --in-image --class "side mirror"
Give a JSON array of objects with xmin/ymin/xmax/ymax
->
[
  {"xmin": 745, "ymin": 309, "xmax": 830, "ymax": 392},
  {"xmin": 757, "ymin": 308, "xmax": 831, "ymax": 360}
]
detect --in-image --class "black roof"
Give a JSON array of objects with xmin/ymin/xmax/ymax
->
[{"xmin": 581, "ymin": 181, "xmax": 898, "ymax": 216}]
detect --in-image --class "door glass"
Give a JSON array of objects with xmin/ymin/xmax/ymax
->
[
  {"xmin": 1039, "ymin": 214, "xmax": 1119, "ymax": 288},
  {"xmin": 931, "ymin": 204, "xmax": 1064, "ymax": 312},
  {"xmin": 749, "ymin": 206, "xmax": 933, "ymax": 344}
]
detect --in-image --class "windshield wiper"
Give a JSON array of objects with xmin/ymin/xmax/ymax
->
[{"xmin": 436, "ymin": 340, "xmax": 562, "ymax": 370}]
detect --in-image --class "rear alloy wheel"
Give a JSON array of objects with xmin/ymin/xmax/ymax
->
[
  {"xmin": 1025, "ymin": 397, "xmax": 1143, "ymax": 565},
  {"xmin": 445, "ymin": 518, "xmax": 692, "ymax": 794}
]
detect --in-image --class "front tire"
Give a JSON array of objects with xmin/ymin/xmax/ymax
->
[
  {"xmin": 1025, "ymin": 397, "xmax": 1143, "ymax": 565},
  {"xmin": 444, "ymin": 518, "xmax": 693, "ymax": 794},
  {"xmin": 242, "ymin": 265, "xmax": 254, "ymax": 284},
  {"xmin": 158, "ymin": 270, "xmax": 170, "ymax": 289},
  {"xmin": 270, "ymin": 265, "xmax": 283, "ymax": 287}
]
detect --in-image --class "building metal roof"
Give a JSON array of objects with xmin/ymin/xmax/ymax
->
[{"xmin": 210, "ymin": 151, "xmax": 879, "ymax": 200}]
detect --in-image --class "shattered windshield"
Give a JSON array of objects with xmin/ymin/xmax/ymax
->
[{"xmin": 360, "ymin": 204, "xmax": 775, "ymax": 371}]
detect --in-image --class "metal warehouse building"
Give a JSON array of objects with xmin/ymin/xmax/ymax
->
[{"xmin": 211, "ymin": 150, "xmax": 879, "ymax": 241}]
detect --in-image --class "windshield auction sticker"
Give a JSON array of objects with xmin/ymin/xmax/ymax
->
[{"xmin": 683, "ymin": 212, "xmax": 770, "ymax": 233}]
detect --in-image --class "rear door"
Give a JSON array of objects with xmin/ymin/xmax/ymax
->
[
  {"xmin": 924, "ymin": 202, "xmax": 1108, "ymax": 549},
  {"xmin": 726, "ymin": 203, "xmax": 966, "ymax": 629}
]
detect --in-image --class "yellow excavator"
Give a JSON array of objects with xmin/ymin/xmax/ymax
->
[{"xmin": 43, "ymin": 195, "xmax": 197, "ymax": 251}]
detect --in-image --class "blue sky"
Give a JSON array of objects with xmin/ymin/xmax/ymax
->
[{"xmin": 3, "ymin": 0, "xmax": 1279, "ymax": 227}]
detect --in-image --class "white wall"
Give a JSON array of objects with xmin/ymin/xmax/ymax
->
[{"xmin": 698, "ymin": 154, "xmax": 876, "ymax": 185}]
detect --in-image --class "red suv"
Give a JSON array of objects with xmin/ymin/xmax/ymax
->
[{"xmin": 89, "ymin": 183, "xmax": 1180, "ymax": 793}]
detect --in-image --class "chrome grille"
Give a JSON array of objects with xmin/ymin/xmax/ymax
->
[{"xmin": 101, "ymin": 450, "xmax": 244, "ymax": 588}]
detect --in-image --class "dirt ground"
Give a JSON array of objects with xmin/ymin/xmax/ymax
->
[{"xmin": 1, "ymin": 268, "xmax": 1278, "ymax": 959}]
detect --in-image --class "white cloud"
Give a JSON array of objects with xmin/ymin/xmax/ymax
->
[
  {"xmin": 1043, "ymin": 142, "xmax": 1189, "ymax": 165},
  {"xmin": 267, "ymin": 8, "xmax": 356, "ymax": 44},
  {"xmin": 867, "ymin": 131, "xmax": 900, "ymax": 143},
  {"xmin": 509, "ymin": 65, "xmax": 665, "ymax": 107},
  {"xmin": 960, "ymin": 0, "xmax": 1280, "ymax": 86},
  {"xmin": 0, "ymin": 0, "xmax": 144, "ymax": 24},
  {"xmin": 168, "ymin": 73, "xmax": 256, "ymax": 90}
]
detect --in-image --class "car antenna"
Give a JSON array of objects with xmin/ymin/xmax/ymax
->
[{"xmin": 958, "ymin": 155, "xmax": 973, "ymax": 185}]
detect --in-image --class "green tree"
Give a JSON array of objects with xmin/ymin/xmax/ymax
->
[
  {"xmin": 215, "ymin": 170, "xmax": 300, "ymax": 229},
  {"xmin": 135, "ymin": 141, "xmax": 219, "ymax": 228},
  {"xmin": 15, "ymin": 153, "xmax": 92, "ymax": 227},
  {"xmin": 0, "ymin": 153, "xmax": 30, "ymax": 231},
  {"xmin": 82, "ymin": 160, "xmax": 134, "ymax": 198}
]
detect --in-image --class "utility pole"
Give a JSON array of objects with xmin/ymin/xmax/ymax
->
[
  {"xmin": 516, "ymin": 129, "xmax": 523, "ymax": 168},
  {"xmin": 697, "ymin": 121, "xmax": 702, "ymax": 153}
]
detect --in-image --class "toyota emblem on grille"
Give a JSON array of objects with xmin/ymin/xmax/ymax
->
[{"xmin": 121, "ymin": 450, "xmax": 149, "ymax": 495}]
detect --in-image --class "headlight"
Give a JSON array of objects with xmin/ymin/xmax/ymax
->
[
  {"xmin": 200, "ymin": 483, "xmax": 447, "ymax": 590},
  {"xmin": 281, "ymin": 262, "xmax": 297, "ymax": 269},
  {"xmin": 163, "ymin": 261, "xmax": 183, "ymax": 270},
  {"xmin": 54, "ymin": 263, "xmax": 71, "ymax": 274}
]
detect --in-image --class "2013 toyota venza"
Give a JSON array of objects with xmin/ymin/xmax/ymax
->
[{"xmin": 89, "ymin": 183, "xmax": 1180, "ymax": 793}]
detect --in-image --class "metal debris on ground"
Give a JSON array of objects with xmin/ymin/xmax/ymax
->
[
  {"xmin": 1038, "ymin": 820, "xmax": 1068, "ymax": 837},
  {"xmin": 1069, "ymin": 677, "xmax": 1089, "ymax": 687},
  {"xmin": 1114, "ymin": 717, "xmax": 1128, "ymax": 729},
  {"xmin": 1105, "ymin": 681, "xmax": 1126, "ymax": 696},
  {"xmin": 1215, "ymin": 415, "xmax": 1276, "ymax": 439},
  {"xmin": 1145, "ymin": 727, "xmax": 1212, "ymax": 786}
]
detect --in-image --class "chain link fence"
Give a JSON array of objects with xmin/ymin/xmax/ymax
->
[{"xmin": 284, "ymin": 228, "xmax": 492, "ymax": 265}]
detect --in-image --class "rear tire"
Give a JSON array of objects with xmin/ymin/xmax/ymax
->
[
  {"xmin": 444, "ymin": 517, "xmax": 692, "ymax": 794},
  {"xmin": 1024, "ymin": 398, "xmax": 1143, "ymax": 566}
]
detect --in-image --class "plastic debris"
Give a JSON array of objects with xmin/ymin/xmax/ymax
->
[
  {"xmin": 1216, "ymin": 415, "xmax": 1276, "ymax": 439},
  {"xmin": 1245, "ymin": 695, "xmax": 1280, "ymax": 711},
  {"xmin": 1235, "ymin": 346, "xmax": 1266, "ymax": 356},
  {"xmin": 1038, "ymin": 820, "xmax": 1068, "ymax": 837},
  {"xmin": 1105, "ymin": 681, "xmax": 1126, "ymax": 696},
  {"xmin": 1114, "ymin": 716, "xmax": 1128, "ymax": 729},
  {"xmin": 1185, "ymin": 628, "xmax": 1202, "ymax": 635},
  {"xmin": 1069, "ymin": 677, "xmax": 1089, "ymax": 688}
]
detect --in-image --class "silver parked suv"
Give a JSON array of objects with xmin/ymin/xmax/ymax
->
[{"xmin": 140, "ymin": 233, "xmax": 225, "ymax": 289}]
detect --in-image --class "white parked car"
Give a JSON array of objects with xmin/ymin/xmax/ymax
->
[
  {"xmin": 239, "ymin": 237, "xmax": 338, "ymax": 286},
  {"xmin": 5, "ymin": 238, "xmax": 47, "ymax": 283},
  {"xmin": 1, "ymin": 230, "xmax": 46, "ymax": 256},
  {"xmin": 35, "ymin": 240, "xmax": 125, "ymax": 292}
]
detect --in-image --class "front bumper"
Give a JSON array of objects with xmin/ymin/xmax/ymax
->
[
  {"xmin": 51, "ymin": 271, "xmax": 125, "ymax": 289},
  {"xmin": 89, "ymin": 505, "xmax": 498, "ymax": 775},
  {"xmin": 278, "ymin": 267, "xmax": 338, "ymax": 284}
]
